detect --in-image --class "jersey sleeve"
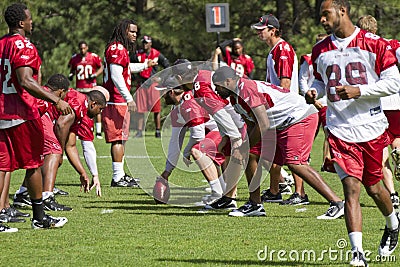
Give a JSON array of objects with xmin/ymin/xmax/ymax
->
[
  {"xmin": 105, "ymin": 43, "xmax": 129, "ymax": 67},
  {"xmin": 240, "ymin": 79, "xmax": 267, "ymax": 109},
  {"xmin": 273, "ymin": 43, "xmax": 295, "ymax": 79},
  {"xmin": 12, "ymin": 38, "xmax": 41, "ymax": 72}
]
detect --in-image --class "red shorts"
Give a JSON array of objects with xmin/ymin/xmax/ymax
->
[
  {"xmin": 193, "ymin": 130, "xmax": 225, "ymax": 166},
  {"xmin": 328, "ymin": 131, "xmax": 389, "ymax": 186},
  {"xmin": 76, "ymin": 114, "xmax": 94, "ymax": 141},
  {"xmin": 0, "ymin": 118, "xmax": 44, "ymax": 171},
  {"xmin": 135, "ymin": 84, "xmax": 161, "ymax": 113},
  {"xmin": 42, "ymin": 114, "xmax": 62, "ymax": 155},
  {"xmin": 251, "ymin": 113, "xmax": 318, "ymax": 165},
  {"xmin": 384, "ymin": 110, "xmax": 400, "ymax": 143},
  {"xmin": 102, "ymin": 104, "xmax": 130, "ymax": 143}
]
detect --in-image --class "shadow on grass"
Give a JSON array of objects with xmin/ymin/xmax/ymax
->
[{"xmin": 156, "ymin": 258, "xmax": 346, "ymax": 266}]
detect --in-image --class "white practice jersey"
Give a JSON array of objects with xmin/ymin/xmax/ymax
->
[
  {"xmin": 311, "ymin": 27, "xmax": 400, "ymax": 142},
  {"xmin": 232, "ymin": 78, "xmax": 317, "ymax": 130}
]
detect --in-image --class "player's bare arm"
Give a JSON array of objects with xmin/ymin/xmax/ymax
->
[{"xmin": 65, "ymin": 132, "xmax": 90, "ymax": 193}]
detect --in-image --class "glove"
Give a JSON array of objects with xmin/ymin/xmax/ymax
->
[
  {"xmin": 68, "ymin": 73, "xmax": 74, "ymax": 81},
  {"xmin": 89, "ymin": 73, "xmax": 97, "ymax": 79}
]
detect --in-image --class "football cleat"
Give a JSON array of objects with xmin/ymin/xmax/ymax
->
[
  {"xmin": 228, "ymin": 201, "xmax": 266, "ymax": 217},
  {"xmin": 280, "ymin": 193, "xmax": 310, "ymax": 206},
  {"xmin": 350, "ymin": 248, "xmax": 368, "ymax": 267},
  {"xmin": 53, "ymin": 187, "xmax": 69, "ymax": 196},
  {"xmin": 204, "ymin": 195, "xmax": 237, "ymax": 210},
  {"xmin": 43, "ymin": 196, "xmax": 73, "ymax": 211},
  {"xmin": 111, "ymin": 174, "xmax": 140, "ymax": 188},
  {"xmin": 378, "ymin": 219, "xmax": 399, "ymax": 256},
  {"xmin": 317, "ymin": 201, "xmax": 344, "ymax": 220},
  {"xmin": 261, "ymin": 189, "xmax": 282, "ymax": 203},
  {"xmin": 31, "ymin": 214, "xmax": 68, "ymax": 229},
  {"xmin": 0, "ymin": 209, "xmax": 26, "ymax": 223},
  {"xmin": 13, "ymin": 191, "xmax": 32, "ymax": 208},
  {"xmin": 0, "ymin": 223, "xmax": 18, "ymax": 233},
  {"xmin": 5, "ymin": 205, "xmax": 30, "ymax": 217}
]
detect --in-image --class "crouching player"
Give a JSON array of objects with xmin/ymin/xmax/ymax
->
[{"xmin": 154, "ymin": 77, "xmax": 226, "ymax": 204}]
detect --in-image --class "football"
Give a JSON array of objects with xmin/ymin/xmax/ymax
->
[{"xmin": 153, "ymin": 176, "xmax": 170, "ymax": 204}]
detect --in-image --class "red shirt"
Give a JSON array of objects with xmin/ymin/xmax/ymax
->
[
  {"xmin": 136, "ymin": 48, "xmax": 160, "ymax": 79},
  {"xmin": 68, "ymin": 51, "xmax": 102, "ymax": 89},
  {"xmin": 64, "ymin": 89, "xmax": 88, "ymax": 134},
  {"xmin": 224, "ymin": 49, "xmax": 254, "ymax": 78},
  {"xmin": 193, "ymin": 70, "xmax": 228, "ymax": 115},
  {"xmin": 103, "ymin": 42, "xmax": 131, "ymax": 103},
  {"xmin": 0, "ymin": 34, "xmax": 41, "ymax": 120}
]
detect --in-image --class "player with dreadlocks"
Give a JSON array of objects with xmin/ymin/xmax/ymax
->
[{"xmin": 102, "ymin": 19, "xmax": 148, "ymax": 187}]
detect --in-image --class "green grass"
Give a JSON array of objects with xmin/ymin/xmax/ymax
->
[{"xmin": 1, "ymin": 128, "xmax": 400, "ymax": 266}]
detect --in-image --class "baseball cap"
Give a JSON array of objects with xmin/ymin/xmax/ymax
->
[
  {"xmin": 142, "ymin": 35, "xmax": 152, "ymax": 43},
  {"xmin": 251, "ymin": 14, "xmax": 280, "ymax": 30}
]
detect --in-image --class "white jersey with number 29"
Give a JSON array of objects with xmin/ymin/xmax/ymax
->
[{"xmin": 311, "ymin": 28, "xmax": 400, "ymax": 142}]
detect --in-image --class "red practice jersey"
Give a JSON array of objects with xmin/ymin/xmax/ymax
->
[
  {"xmin": 103, "ymin": 42, "xmax": 131, "ymax": 103},
  {"xmin": 137, "ymin": 47, "xmax": 160, "ymax": 79},
  {"xmin": 193, "ymin": 69, "xmax": 229, "ymax": 115},
  {"xmin": 64, "ymin": 88, "xmax": 88, "ymax": 135},
  {"xmin": 266, "ymin": 39, "xmax": 298, "ymax": 93},
  {"xmin": 224, "ymin": 49, "xmax": 254, "ymax": 78},
  {"xmin": 68, "ymin": 51, "xmax": 102, "ymax": 89},
  {"xmin": 0, "ymin": 34, "xmax": 41, "ymax": 120}
]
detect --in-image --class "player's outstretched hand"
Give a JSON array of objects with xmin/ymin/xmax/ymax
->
[
  {"xmin": 90, "ymin": 175, "xmax": 102, "ymax": 197},
  {"xmin": 80, "ymin": 173, "xmax": 90, "ymax": 193}
]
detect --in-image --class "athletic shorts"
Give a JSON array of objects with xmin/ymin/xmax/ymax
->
[
  {"xmin": 251, "ymin": 113, "xmax": 318, "ymax": 165},
  {"xmin": 42, "ymin": 113, "xmax": 62, "ymax": 155},
  {"xmin": 135, "ymin": 84, "xmax": 161, "ymax": 113},
  {"xmin": 384, "ymin": 110, "xmax": 400, "ymax": 144},
  {"xmin": 328, "ymin": 131, "xmax": 389, "ymax": 187},
  {"xmin": 193, "ymin": 130, "xmax": 225, "ymax": 166},
  {"xmin": 102, "ymin": 104, "xmax": 130, "ymax": 143},
  {"xmin": 76, "ymin": 114, "xmax": 94, "ymax": 142},
  {"xmin": 0, "ymin": 118, "xmax": 44, "ymax": 171}
]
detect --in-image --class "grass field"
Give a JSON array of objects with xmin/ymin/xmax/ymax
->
[{"xmin": 1, "ymin": 127, "xmax": 400, "ymax": 267}]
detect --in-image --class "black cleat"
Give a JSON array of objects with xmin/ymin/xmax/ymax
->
[
  {"xmin": 43, "ymin": 196, "xmax": 73, "ymax": 211},
  {"xmin": 111, "ymin": 174, "xmax": 140, "ymax": 188},
  {"xmin": 4, "ymin": 205, "xmax": 30, "ymax": 217},
  {"xmin": 13, "ymin": 191, "xmax": 32, "ymax": 208},
  {"xmin": 53, "ymin": 187, "xmax": 69, "ymax": 196},
  {"xmin": 31, "ymin": 214, "xmax": 68, "ymax": 229}
]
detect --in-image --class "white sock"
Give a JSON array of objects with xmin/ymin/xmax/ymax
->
[
  {"xmin": 96, "ymin": 122, "xmax": 102, "ymax": 134},
  {"xmin": 209, "ymin": 179, "xmax": 223, "ymax": 195},
  {"xmin": 349, "ymin": 232, "xmax": 363, "ymax": 253},
  {"xmin": 218, "ymin": 176, "xmax": 226, "ymax": 193},
  {"xmin": 16, "ymin": 186, "xmax": 28, "ymax": 194},
  {"xmin": 386, "ymin": 211, "xmax": 399, "ymax": 230},
  {"xmin": 112, "ymin": 162, "xmax": 125, "ymax": 182},
  {"xmin": 42, "ymin": 191, "xmax": 53, "ymax": 200}
]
